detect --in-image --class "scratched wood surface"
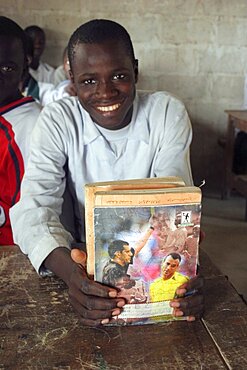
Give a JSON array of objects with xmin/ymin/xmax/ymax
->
[{"xmin": 0, "ymin": 246, "xmax": 246, "ymax": 370}]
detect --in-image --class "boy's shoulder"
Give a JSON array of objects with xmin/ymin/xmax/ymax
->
[
  {"xmin": 0, "ymin": 96, "xmax": 41, "ymax": 117},
  {"xmin": 137, "ymin": 89, "xmax": 185, "ymax": 107},
  {"xmin": 40, "ymin": 96, "xmax": 82, "ymax": 123},
  {"xmin": 39, "ymin": 61, "xmax": 55, "ymax": 73},
  {"xmin": 42, "ymin": 96, "xmax": 79, "ymax": 112}
]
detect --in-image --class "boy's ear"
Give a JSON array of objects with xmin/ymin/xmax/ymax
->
[
  {"xmin": 21, "ymin": 60, "xmax": 28, "ymax": 81},
  {"xmin": 69, "ymin": 69, "xmax": 74, "ymax": 83},
  {"xmin": 134, "ymin": 59, "xmax": 139, "ymax": 83}
]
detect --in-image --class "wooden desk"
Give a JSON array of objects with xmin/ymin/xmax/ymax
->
[
  {"xmin": 223, "ymin": 110, "xmax": 247, "ymax": 220},
  {"xmin": 0, "ymin": 246, "xmax": 247, "ymax": 369}
]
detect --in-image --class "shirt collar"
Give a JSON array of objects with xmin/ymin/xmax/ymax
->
[{"xmin": 77, "ymin": 92, "xmax": 150, "ymax": 145}]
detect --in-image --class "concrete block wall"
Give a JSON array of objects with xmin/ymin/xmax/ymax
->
[{"xmin": 1, "ymin": 0, "xmax": 247, "ymax": 194}]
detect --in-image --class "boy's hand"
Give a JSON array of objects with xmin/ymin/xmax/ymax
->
[
  {"xmin": 70, "ymin": 248, "xmax": 125, "ymax": 326},
  {"xmin": 170, "ymin": 275, "xmax": 204, "ymax": 321}
]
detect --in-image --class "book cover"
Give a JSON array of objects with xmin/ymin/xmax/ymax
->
[
  {"xmin": 85, "ymin": 177, "xmax": 185, "ymax": 275},
  {"xmin": 85, "ymin": 180, "xmax": 202, "ymax": 325}
]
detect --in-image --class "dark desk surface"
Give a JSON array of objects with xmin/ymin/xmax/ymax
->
[{"xmin": 0, "ymin": 246, "xmax": 246, "ymax": 370}]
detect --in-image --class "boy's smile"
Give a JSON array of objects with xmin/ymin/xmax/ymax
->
[{"xmin": 70, "ymin": 40, "xmax": 138, "ymax": 130}]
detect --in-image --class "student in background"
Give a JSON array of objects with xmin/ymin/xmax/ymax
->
[
  {"xmin": 20, "ymin": 33, "xmax": 40, "ymax": 100},
  {"xmin": 10, "ymin": 19, "xmax": 203, "ymax": 325},
  {"xmin": 21, "ymin": 43, "xmax": 76, "ymax": 106},
  {"xmin": 21, "ymin": 42, "xmax": 76, "ymax": 106},
  {"xmin": 0, "ymin": 16, "xmax": 41, "ymax": 245},
  {"xmin": 38, "ymin": 46, "xmax": 77, "ymax": 106},
  {"xmin": 24, "ymin": 25, "xmax": 55, "ymax": 83},
  {"xmin": 53, "ymin": 46, "xmax": 68, "ymax": 86}
]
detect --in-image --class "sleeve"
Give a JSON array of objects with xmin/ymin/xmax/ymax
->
[
  {"xmin": 153, "ymin": 97, "xmax": 194, "ymax": 186},
  {"xmin": 39, "ymin": 82, "xmax": 69, "ymax": 106},
  {"xmin": 9, "ymin": 104, "xmax": 73, "ymax": 274}
]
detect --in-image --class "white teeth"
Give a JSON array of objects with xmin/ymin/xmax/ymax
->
[{"xmin": 97, "ymin": 104, "xmax": 120, "ymax": 112}]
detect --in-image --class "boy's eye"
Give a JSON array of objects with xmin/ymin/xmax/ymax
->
[
  {"xmin": 83, "ymin": 79, "xmax": 96, "ymax": 85},
  {"xmin": 113, "ymin": 74, "xmax": 126, "ymax": 80},
  {"xmin": 1, "ymin": 66, "xmax": 14, "ymax": 73}
]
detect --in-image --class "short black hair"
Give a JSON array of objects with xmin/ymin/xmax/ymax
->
[
  {"xmin": 0, "ymin": 16, "xmax": 27, "ymax": 57},
  {"xmin": 68, "ymin": 19, "xmax": 135, "ymax": 67},
  {"xmin": 25, "ymin": 25, "xmax": 45, "ymax": 38},
  {"xmin": 163, "ymin": 253, "xmax": 181, "ymax": 263},
  {"xmin": 108, "ymin": 240, "xmax": 129, "ymax": 259}
]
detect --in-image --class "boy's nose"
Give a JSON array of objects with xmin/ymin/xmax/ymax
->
[{"xmin": 96, "ymin": 80, "xmax": 118, "ymax": 99}]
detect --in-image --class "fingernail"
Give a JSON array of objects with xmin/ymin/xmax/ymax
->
[
  {"xmin": 176, "ymin": 288, "xmax": 187, "ymax": 295},
  {"xmin": 117, "ymin": 300, "xmax": 125, "ymax": 308},
  {"xmin": 101, "ymin": 318, "xmax": 109, "ymax": 324},
  {"xmin": 112, "ymin": 309, "xmax": 121, "ymax": 316},
  {"xmin": 108, "ymin": 290, "xmax": 117, "ymax": 298},
  {"xmin": 170, "ymin": 301, "xmax": 180, "ymax": 308}
]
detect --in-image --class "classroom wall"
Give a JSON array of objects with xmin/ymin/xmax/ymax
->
[{"xmin": 1, "ymin": 0, "xmax": 247, "ymax": 194}]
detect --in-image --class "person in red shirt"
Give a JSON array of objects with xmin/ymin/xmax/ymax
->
[{"xmin": 0, "ymin": 16, "xmax": 41, "ymax": 245}]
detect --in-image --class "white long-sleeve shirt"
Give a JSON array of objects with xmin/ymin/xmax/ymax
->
[
  {"xmin": 29, "ymin": 61, "xmax": 55, "ymax": 83},
  {"xmin": 10, "ymin": 91, "xmax": 193, "ymax": 273},
  {"xmin": 38, "ymin": 80, "xmax": 70, "ymax": 106}
]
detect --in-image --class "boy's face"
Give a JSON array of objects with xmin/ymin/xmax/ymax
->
[
  {"xmin": 31, "ymin": 30, "xmax": 45, "ymax": 60},
  {"xmin": 70, "ymin": 40, "xmax": 138, "ymax": 130},
  {"xmin": 0, "ymin": 35, "xmax": 25, "ymax": 106}
]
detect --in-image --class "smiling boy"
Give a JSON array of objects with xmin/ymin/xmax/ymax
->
[
  {"xmin": 0, "ymin": 16, "xmax": 41, "ymax": 245},
  {"xmin": 10, "ymin": 19, "xmax": 203, "ymax": 326},
  {"xmin": 24, "ymin": 25, "xmax": 55, "ymax": 83}
]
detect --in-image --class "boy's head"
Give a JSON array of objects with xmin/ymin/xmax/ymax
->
[
  {"xmin": 62, "ymin": 46, "xmax": 70, "ymax": 79},
  {"xmin": 0, "ymin": 16, "xmax": 27, "ymax": 106},
  {"xmin": 68, "ymin": 19, "xmax": 138, "ymax": 131},
  {"xmin": 25, "ymin": 25, "xmax": 45, "ymax": 66},
  {"xmin": 68, "ymin": 19, "xmax": 136, "ymax": 67}
]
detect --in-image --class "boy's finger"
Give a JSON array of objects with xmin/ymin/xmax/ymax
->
[
  {"xmin": 176, "ymin": 275, "xmax": 204, "ymax": 296},
  {"xmin": 71, "ymin": 248, "xmax": 87, "ymax": 267}
]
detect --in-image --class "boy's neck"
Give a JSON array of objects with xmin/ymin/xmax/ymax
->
[
  {"xmin": 0, "ymin": 90, "xmax": 23, "ymax": 108},
  {"xmin": 30, "ymin": 58, "xmax": 40, "ymax": 70}
]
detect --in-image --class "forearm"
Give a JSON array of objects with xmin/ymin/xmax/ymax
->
[
  {"xmin": 134, "ymin": 227, "xmax": 154, "ymax": 256},
  {"xmin": 155, "ymin": 104, "xmax": 193, "ymax": 186},
  {"xmin": 44, "ymin": 247, "xmax": 75, "ymax": 286}
]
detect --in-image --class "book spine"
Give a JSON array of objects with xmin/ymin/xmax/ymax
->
[{"xmin": 94, "ymin": 192, "xmax": 201, "ymax": 207}]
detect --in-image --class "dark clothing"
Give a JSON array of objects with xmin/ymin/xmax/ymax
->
[
  {"xmin": 102, "ymin": 260, "xmax": 127, "ymax": 287},
  {"xmin": 233, "ymin": 132, "xmax": 247, "ymax": 174}
]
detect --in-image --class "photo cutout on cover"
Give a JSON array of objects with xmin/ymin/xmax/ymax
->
[{"xmin": 94, "ymin": 203, "xmax": 201, "ymax": 312}]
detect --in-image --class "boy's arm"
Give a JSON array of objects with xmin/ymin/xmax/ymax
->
[{"xmin": 154, "ymin": 98, "xmax": 193, "ymax": 185}]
